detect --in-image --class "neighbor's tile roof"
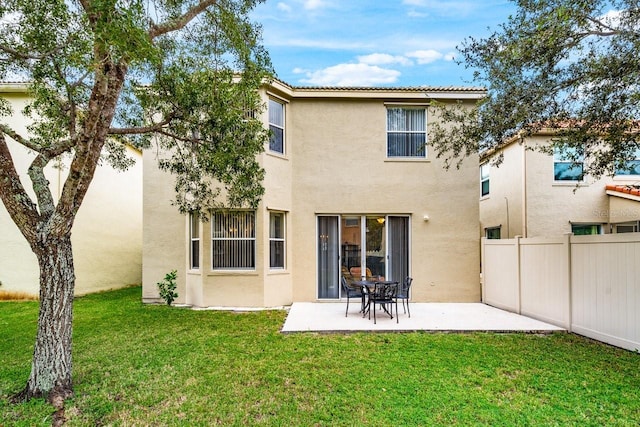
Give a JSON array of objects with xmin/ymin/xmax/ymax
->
[{"xmin": 606, "ymin": 184, "xmax": 640, "ymax": 197}]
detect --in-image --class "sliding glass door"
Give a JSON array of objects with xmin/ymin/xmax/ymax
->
[
  {"xmin": 387, "ymin": 216, "xmax": 409, "ymax": 283},
  {"xmin": 318, "ymin": 215, "xmax": 409, "ymax": 300},
  {"xmin": 317, "ymin": 216, "xmax": 339, "ymax": 299}
]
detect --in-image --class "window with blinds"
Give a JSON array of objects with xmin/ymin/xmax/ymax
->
[
  {"xmin": 387, "ymin": 107, "xmax": 426, "ymax": 158},
  {"xmin": 211, "ymin": 211, "xmax": 256, "ymax": 270}
]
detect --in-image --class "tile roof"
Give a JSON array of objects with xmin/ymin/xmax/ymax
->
[
  {"xmin": 605, "ymin": 184, "xmax": 640, "ymax": 197},
  {"xmin": 289, "ymin": 85, "xmax": 486, "ymax": 92}
]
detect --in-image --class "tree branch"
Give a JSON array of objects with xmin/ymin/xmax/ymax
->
[
  {"xmin": 54, "ymin": 59, "xmax": 128, "ymax": 234},
  {"xmin": 158, "ymin": 128, "xmax": 197, "ymax": 144},
  {"xmin": 27, "ymin": 154, "xmax": 56, "ymax": 220},
  {"xmin": 0, "ymin": 123, "xmax": 75, "ymax": 157},
  {"xmin": 580, "ymin": 15, "xmax": 621, "ymax": 38},
  {"xmin": 0, "ymin": 124, "xmax": 41, "ymax": 151},
  {"xmin": 0, "ymin": 134, "xmax": 39, "ymax": 245},
  {"xmin": 108, "ymin": 117, "xmax": 172, "ymax": 135},
  {"xmin": 149, "ymin": 0, "xmax": 217, "ymax": 39},
  {"xmin": 0, "ymin": 42, "xmax": 67, "ymax": 61}
]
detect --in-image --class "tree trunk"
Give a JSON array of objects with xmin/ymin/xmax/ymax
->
[{"xmin": 15, "ymin": 234, "xmax": 76, "ymax": 404}]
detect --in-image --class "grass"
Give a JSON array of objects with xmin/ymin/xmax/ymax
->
[{"xmin": 1, "ymin": 286, "xmax": 639, "ymax": 426}]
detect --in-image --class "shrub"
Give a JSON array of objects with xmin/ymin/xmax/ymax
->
[{"xmin": 156, "ymin": 270, "xmax": 178, "ymax": 306}]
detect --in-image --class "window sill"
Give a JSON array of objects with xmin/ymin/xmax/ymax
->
[
  {"xmin": 267, "ymin": 269, "xmax": 289, "ymax": 275},
  {"xmin": 384, "ymin": 158, "xmax": 430, "ymax": 163},
  {"xmin": 613, "ymin": 174, "xmax": 640, "ymax": 181},
  {"xmin": 552, "ymin": 181, "xmax": 588, "ymax": 187},
  {"xmin": 207, "ymin": 270, "xmax": 259, "ymax": 277},
  {"xmin": 480, "ymin": 195, "xmax": 490, "ymax": 201},
  {"xmin": 187, "ymin": 269, "xmax": 201, "ymax": 275},
  {"xmin": 266, "ymin": 151, "xmax": 288, "ymax": 161}
]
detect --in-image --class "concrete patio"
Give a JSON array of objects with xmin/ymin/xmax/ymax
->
[{"xmin": 281, "ymin": 302, "xmax": 566, "ymax": 333}]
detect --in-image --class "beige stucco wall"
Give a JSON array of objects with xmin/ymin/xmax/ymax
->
[
  {"xmin": 608, "ymin": 195, "xmax": 640, "ymax": 224},
  {"xmin": 480, "ymin": 140, "xmax": 524, "ymax": 238},
  {"xmin": 523, "ymin": 136, "xmax": 609, "ymax": 236},
  {"xmin": 481, "ymin": 134, "xmax": 640, "ymax": 238},
  {"xmin": 142, "ymin": 83, "xmax": 483, "ymax": 307},
  {"xmin": 0, "ymin": 87, "xmax": 142, "ymax": 296},
  {"xmin": 288, "ymin": 97, "xmax": 480, "ymax": 303},
  {"xmin": 141, "ymin": 147, "xmax": 188, "ymax": 302}
]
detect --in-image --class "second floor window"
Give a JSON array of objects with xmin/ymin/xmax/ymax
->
[
  {"xmin": 615, "ymin": 149, "xmax": 640, "ymax": 176},
  {"xmin": 269, "ymin": 99, "xmax": 285, "ymax": 154},
  {"xmin": 553, "ymin": 146, "xmax": 583, "ymax": 181},
  {"xmin": 211, "ymin": 211, "xmax": 256, "ymax": 270},
  {"xmin": 480, "ymin": 163, "xmax": 490, "ymax": 196},
  {"xmin": 387, "ymin": 107, "xmax": 426, "ymax": 158}
]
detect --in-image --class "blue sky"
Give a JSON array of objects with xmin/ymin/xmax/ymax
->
[{"xmin": 252, "ymin": 0, "xmax": 516, "ymax": 88}]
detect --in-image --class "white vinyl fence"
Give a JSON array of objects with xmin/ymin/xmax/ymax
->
[{"xmin": 482, "ymin": 234, "xmax": 640, "ymax": 352}]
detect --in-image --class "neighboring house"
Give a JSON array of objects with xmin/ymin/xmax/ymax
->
[
  {"xmin": 143, "ymin": 80, "xmax": 486, "ymax": 308},
  {"xmin": 0, "ymin": 83, "xmax": 142, "ymax": 296},
  {"xmin": 480, "ymin": 130, "xmax": 640, "ymax": 239}
]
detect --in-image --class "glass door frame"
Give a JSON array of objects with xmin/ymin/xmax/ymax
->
[{"xmin": 317, "ymin": 214, "xmax": 411, "ymax": 300}]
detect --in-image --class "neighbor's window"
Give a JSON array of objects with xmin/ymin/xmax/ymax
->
[
  {"xmin": 386, "ymin": 107, "xmax": 426, "ymax": 158},
  {"xmin": 485, "ymin": 226, "xmax": 501, "ymax": 239},
  {"xmin": 211, "ymin": 211, "xmax": 256, "ymax": 270},
  {"xmin": 269, "ymin": 99, "xmax": 285, "ymax": 154},
  {"xmin": 269, "ymin": 212, "xmax": 286, "ymax": 269},
  {"xmin": 614, "ymin": 222, "xmax": 639, "ymax": 233},
  {"xmin": 571, "ymin": 224, "xmax": 601, "ymax": 235},
  {"xmin": 480, "ymin": 163, "xmax": 490, "ymax": 197},
  {"xmin": 190, "ymin": 212, "xmax": 200, "ymax": 270},
  {"xmin": 615, "ymin": 149, "xmax": 640, "ymax": 176},
  {"xmin": 554, "ymin": 146, "xmax": 584, "ymax": 181}
]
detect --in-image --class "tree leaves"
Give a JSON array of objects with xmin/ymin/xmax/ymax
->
[
  {"xmin": 430, "ymin": 0, "xmax": 640, "ymax": 177},
  {"xmin": 0, "ymin": 0, "xmax": 272, "ymax": 216}
]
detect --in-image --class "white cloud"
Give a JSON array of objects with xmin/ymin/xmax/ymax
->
[
  {"xmin": 407, "ymin": 10, "xmax": 430, "ymax": 18},
  {"xmin": 357, "ymin": 53, "xmax": 413, "ymax": 66},
  {"xmin": 401, "ymin": 0, "xmax": 479, "ymax": 17},
  {"xmin": 444, "ymin": 51, "xmax": 457, "ymax": 61},
  {"xmin": 298, "ymin": 63, "xmax": 401, "ymax": 86},
  {"xmin": 598, "ymin": 9, "xmax": 623, "ymax": 29},
  {"xmin": 406, "ymin": 49, "xmax": 443, "ymax": 64},
  {"xmin": 276, "ymin": 2, "xmax": 292, "ymax": 13},
  {"xmin": 303, "ymin": 0, "xmax": 327, "ymax": 10}
]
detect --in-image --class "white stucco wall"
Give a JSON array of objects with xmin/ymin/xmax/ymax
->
[{"xmin": 0, "ymin": 86, "xmax": 142, "ymax": 296}]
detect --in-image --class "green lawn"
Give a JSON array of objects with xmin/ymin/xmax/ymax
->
[{"xmin": 1, "ymin": 286, "xmax": 639, "ymax": 426}]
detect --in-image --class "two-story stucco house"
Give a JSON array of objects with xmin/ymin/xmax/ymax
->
[
  {"xmin": 142, "ymin": 80, "xmax": 486, "ymax": 308},
  {"xmin": 480, "ymin": 130, "xmax": 640, "ymax": 239},
  {"xmin": 0, "ymin": 83, "xmax": 143, "ymax": 297}
]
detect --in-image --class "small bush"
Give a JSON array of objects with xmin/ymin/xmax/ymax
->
[{"xmin": 156, "ymin": 270, "xmax": 178, "ymax": 305}]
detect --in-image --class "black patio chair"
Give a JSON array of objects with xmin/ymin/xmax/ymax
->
[
  {"xmin": 368, "ymin": 281, "xmax": 398, "ymax": 324},
  {"xmin": 341, "ymin": 276, "xmax": 364, "ymax": 317},
  {"xmin": 396, "ymin": 276, "xmax": 413, "ymax": 317}
]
